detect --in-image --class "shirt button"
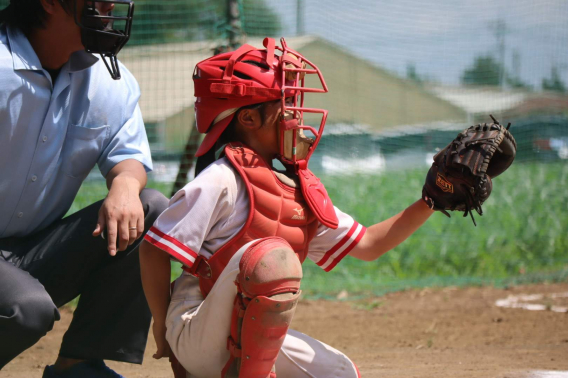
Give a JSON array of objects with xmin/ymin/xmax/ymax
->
[
  {"xmin": 31, "ymin": 175, "xmax": 37, "ymax": 182},
  {"xmin": 42, "ymin": 136, "xmax": 48, "ymax": 142},
  {"xmin": 18, "ymin": 212, "xmax": 24, "ymax": 218}
]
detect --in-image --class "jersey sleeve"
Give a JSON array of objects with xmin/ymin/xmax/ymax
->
[
  {"xmin": 307, "ymin": 207, "xmax": 366, "ymax": 272},
  {"xmin": 143, "ymin": 161, "xmax": 237, "ymax": 268}
]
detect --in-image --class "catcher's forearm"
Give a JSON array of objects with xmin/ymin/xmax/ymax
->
[
  {"xmin": 140, "ymin": 240, "xmax": 172, "ymax": 324},
  {"xmin": 349, "ymin": 199, "xmax": 434, "ymax": 262}
]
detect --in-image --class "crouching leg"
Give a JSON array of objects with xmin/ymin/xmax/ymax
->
[{"xmin": 222, "ymin": 237, "xmax": 302, "ymax": 378}]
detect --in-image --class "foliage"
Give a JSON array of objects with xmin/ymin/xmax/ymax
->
[
  {"xmin": 305, "ymin": 162, "xmax": 568, "ymax": 296},
  {"xmin": 506, "ymin": 75, "xmax": 532, "ymax": 90},
  {"xmin": 461, "ymin": 55, "xmax": 502, "ymax": 86},
  {"xmin": 406, "ymin": 63, "xmax": 438, "ymax": 85},
  {"xmin": 406, "ymin": 63, "xmax": 423, "ymax": 85},
  {"xmin": 542, "ymin": 66, "xmax": 566, "ymax": 93},
  {"xmin": 242, "ymin": 0, "xmax": 281, "ymax": 37},
  {"xmin": 127, "ymin": 0, "xmax": 280, "ymax": 46},
  {"xmin": 126, "ymin": 0, "xmax": 216, "ymax": 46},
  {"xmin": 461, "ymin": 54, "xmax": 533, "ymax": 89},
  {"xmin": 0, "ymin": 0, "xmax": 272, "ymax": 47},
  {"xmin": 506, "ymin": 50, "xmax": 532, "ymax": 90}
]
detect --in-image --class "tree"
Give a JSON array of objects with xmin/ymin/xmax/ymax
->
[
  {"xmin": 461, "ymin": 55, "xmax": 501, "ymax": 86},
  {"xmin": 127, "ymin": 0, "xmax": 281, "ymax": 46},
  {"xmin": 542, "ymin": 66, "xmax": 566, "ymax": 93},
  {"xmin": 406, "ymin": 63, "xmax": 423, "ymax": 85},
  {"xmin": 128, "ymin": 0, "xmax": 221, "ymax": 46},
  {"xmin": 506, "ymin": 75, "xmax": 532, "ymax": 90},
  {"xmin": 462, "ymin": 53, "xmax": 532, "ymax": 89},
  {"xmin": 506, "ymin": 50, "xmax": 531, "ymax": 90},
  {"xmin": 242, "ymin": 0, "xmax": 281, "ymax": 37}
]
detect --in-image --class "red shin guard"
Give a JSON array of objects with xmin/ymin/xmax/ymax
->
[{"xmin": 222, "ymin": 237, "xmax": 302, "ymax": 378}]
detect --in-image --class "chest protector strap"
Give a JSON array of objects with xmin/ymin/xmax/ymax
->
[{"xmin": 297, "ymin": 166, "xmax": 339, "ymax": 229}]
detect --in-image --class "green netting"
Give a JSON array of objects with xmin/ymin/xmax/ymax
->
[{"xmin": 2, "ymin": 0, "xmax": 567, "ymax": 296}]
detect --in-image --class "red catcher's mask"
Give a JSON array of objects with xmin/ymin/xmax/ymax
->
[{"xmin": 193, "ymin": 37, "xmax": 328, "ymax": 172}]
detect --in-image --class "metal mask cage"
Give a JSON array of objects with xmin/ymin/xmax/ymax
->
[
  {"xmin": 74, "ymin": 0, "xmax": 134, "ymax": 80},
  {"xmin": 274, "ymin": 38, "xmax": 328, "ymax": 169}
]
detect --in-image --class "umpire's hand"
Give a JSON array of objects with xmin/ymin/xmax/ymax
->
[{"xmin": 93, "ymin": 160, "xmax": 147, "ymax": 256}]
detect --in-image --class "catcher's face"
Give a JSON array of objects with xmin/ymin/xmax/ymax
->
[
  {"xmin": 235, "ymin": 97, "xmax": 313, "ymax": 166},
  {"xmin": 261, "ymin": 97, "xmax": 314, "ymax": 163},
  {"xmin": 253, "ymin": 99, "xmax": 284, "ymax": 160},
  {"xmin": 281, "ymin": 104, "xmax": 314, "ymax": 162}
]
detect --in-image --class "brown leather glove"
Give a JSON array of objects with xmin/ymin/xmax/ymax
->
[{"xmin": 422, "ymin": 115, "xmax": 517, "ymax": 225}]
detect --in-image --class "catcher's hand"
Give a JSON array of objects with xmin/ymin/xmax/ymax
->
[{"xmin": 422, "ymin": 115, "xmax": 517, "ymax": 225}]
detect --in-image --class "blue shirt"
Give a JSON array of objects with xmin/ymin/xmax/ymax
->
[{"xmin": 0, "ymin": 24, "xmax": 153, "ymax": 238}]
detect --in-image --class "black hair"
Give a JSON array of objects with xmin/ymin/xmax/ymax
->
[
  {"xmin": 0, "ymin": 0, "xmax": 71, "ymax": 34},
  {"xmin": 194, "ymin": 101, "xmax": 267, "ymax": 177},
  {"xmin": 194, "ymin": 59, "xmax": 273, "ymax": 177}
]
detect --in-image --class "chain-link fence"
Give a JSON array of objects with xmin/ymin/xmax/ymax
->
[{"xmin": 122, "ymin": 0, "xmax": 568, "ymax": 181}]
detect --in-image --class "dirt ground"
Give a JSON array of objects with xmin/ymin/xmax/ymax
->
[{"xmin": 2, "ymin": 283, "xmax": 567, "ymax": 378}]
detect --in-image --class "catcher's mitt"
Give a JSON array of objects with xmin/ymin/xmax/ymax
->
[{"xmin": 422, "ymin": 115, "xmax": 517, "ymax": 225}]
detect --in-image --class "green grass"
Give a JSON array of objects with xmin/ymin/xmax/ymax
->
[
  {"xmin": 69, "ymin": 162, "xmax": 568, "ymax": 298},
  {"xmin": 302, "ymin": 161, "xmax": 568, "ymax": 297}
]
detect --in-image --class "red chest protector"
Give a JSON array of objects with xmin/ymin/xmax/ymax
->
[{"xmin": 190, "ymin": 143, "xmax": 334, "ymax": 298}]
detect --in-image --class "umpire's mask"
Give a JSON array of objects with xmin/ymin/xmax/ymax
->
[{"xmin": 74, "ymin": 0, "xmax": 134, "ymax": 80}]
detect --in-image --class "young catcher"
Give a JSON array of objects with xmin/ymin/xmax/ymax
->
[{"xmin": 139, "ymin": 38, "xmax": 515, "ymax": 378}]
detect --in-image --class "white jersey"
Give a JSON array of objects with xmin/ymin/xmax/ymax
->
[{"xmin": 144, "ymin": 157, "xmax": 366, "ymax": 272}]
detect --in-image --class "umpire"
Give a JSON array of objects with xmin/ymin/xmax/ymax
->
[{"xmin": 0, "ymin": 0, "xmax": 168, "ymax": 376}]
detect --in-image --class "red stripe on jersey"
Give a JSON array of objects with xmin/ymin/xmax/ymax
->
[
  {"xmin": 148, "ymin": 226, "xmax": 198, "ymax": 258},
  {"xmin": 324, "ymin": 225, "xmax": 366, "ymax": 272},
  {"xmin": 353, "ymin": 359, "xmax": 361, "ymax": 378},
  {"xmin": 143, "ymin": 233, "xmax": 196, "ymax": 268},
  {"xmin": 316, "ymin": 222, "xmax": 359, "ymax": 267}
]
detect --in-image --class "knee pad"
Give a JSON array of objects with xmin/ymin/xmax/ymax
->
[
  {"xmin": 237, "ymin": 237, "xmax": 302, "ymax": 298},
  {"xmin": 222, "ymin": 237, "xmax": 302, "ymax": 378}
]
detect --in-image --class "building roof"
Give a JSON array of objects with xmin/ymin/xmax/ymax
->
[
  {"xmin": 504, "ymin": 92, "xmax": 568, "ymax": 118},
  {"xmin": 429, "ymin": 85, "xmax": 529, "ymax": 115}
]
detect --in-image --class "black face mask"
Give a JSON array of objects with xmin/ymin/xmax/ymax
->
[{"xmin": 74, "ymin": 0, "xmax": 134, "ymax": 80}]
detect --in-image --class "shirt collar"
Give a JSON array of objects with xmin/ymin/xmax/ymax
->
[
  {"xmin": 7, "ymin": 25, "xmax": 99, "ymax": 73},
  {"xmin": 69, "ymin": 50, "xmax": 99, "ymax": 72},
  {"xmin": 7, "ymin": 24, "xmax": 42, "ymax": 71}
]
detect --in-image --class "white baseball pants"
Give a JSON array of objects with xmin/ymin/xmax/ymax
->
[{"xmin": 165, "ymin": 242, "xmax": 360, "ymax": 378}]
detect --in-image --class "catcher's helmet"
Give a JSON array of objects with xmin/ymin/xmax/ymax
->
[
  {"xmin": 74, "ymin": 0, "xmax": 134, "ymax": 80},
  {"xmin": 193, "ymin": 37, "xmax": 328, "ymax": 169}
]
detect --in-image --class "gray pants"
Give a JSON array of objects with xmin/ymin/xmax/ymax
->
[{"xmin": 0, "ymin": 188, "xmax": 168, "ymax": 369}]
